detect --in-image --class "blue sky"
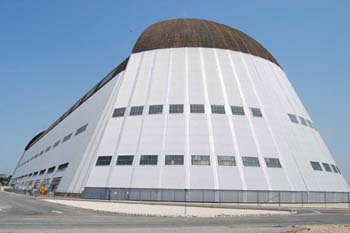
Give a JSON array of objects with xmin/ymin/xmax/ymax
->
[{"xmin": 0, "ymin": 0, "xmax": 349, "ymax": 183}]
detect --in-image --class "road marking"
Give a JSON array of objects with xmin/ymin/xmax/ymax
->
[
  {"xmin": 310, "ymin": 209, "xmax": 321, "ymax": 214},
  {"xmin": 51, "ymin": 210, "xmax": 63, "ymax": 214}
]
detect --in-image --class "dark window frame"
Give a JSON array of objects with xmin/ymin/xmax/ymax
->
[
  {"xmin": 96, "ymin": 156, "xmax": 112, "ymax": 166},
  {"xmin": 113, "ymin": 107, "xmax": 126, "ymax": 118},
  {"xmin": 231, "ymin": 106, "xmax": 245, "ymax": 116},
  {"xmin": 116, "ymin": 155, "xmax": 134, "ymax": 165},
  {"xmin": 130, "ymin": 106, "xmax": 144, "ymax": 116},
  {"xmin": 149, "ymin": 105, "xmax": 163, "ymax": 115}
]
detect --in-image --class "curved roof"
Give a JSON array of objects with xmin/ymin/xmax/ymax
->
[{"xmin": 132, "ymin": 19, "xmax": 279, "ymax": 66}]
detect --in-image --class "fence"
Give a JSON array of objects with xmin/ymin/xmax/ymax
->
[{"xmin": 82, "ymin": 187, "xmax": 350, "ymax": 204}]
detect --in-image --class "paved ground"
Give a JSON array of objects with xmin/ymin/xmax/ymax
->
[{"xmin": 0, "ymin": 191, "xmax": 350, "ymax": 233}]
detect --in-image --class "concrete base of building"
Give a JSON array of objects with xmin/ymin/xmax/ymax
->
[{"xmin": 81, "ymin": 187, "xmax": 350, "ymax": 204}]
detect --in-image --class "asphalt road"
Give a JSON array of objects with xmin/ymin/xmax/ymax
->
[{"xmin": 0, "ymin": 191, "xmax": 349, "ymax": 233}]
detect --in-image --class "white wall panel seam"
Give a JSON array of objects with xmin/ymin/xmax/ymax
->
[
  {"xmin": 184, "ymin": 48, "xmax": 191, "ymax": 189},
  {"xmin": 199, "ymin": 48, "xmax": 219, "ymax": 192},
  {"xmin": 103, "ymin": 53, "xmax": 144, "ymax": 188},
  {"xmin": 238, "ymin": 53, "xmax": 272, "ymax": 190},
  {"xmin": 248, "ymin": 56, "xmax": 294, "ymax": 191},
  {"xmin": 69, "ymin": 75, "xmax": 124, "ymax": 192},
  {"xmin": 129, "ymin": 51, "xmax": 157, "ymax": 188},
  {"xmin": 214, "ymin": 49, "xmax": 247, "ymax": 190},
  {"xmin": 157, "ymin": 49, "xmax": 171, "ymax": 190}
]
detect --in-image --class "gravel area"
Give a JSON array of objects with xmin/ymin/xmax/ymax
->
[
  {"xmin": 43, "ymin": 199, "xmax": 291, "ymax": 217},
  {"xmin": 288, "ymin": 224, "xmax": 350, "ymax": 233}
]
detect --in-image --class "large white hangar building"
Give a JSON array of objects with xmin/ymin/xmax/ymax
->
[{"xmin": 10, "ymin": 19, "xmax": 349, "ymax": 203}]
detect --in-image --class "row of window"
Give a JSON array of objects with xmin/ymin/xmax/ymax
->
[
  {"xmin": 12, "ymin": 162, "xmax": 69, "ymax": 182},
  {"xmin": 113, "ymin": 105, "xmax": 263, "ymax": 118},
  {"xmin": 310, "ymin": 161, "xmax": 341, "ymax": 174},
  {"xmin": 96, "ymin": 155, "xmax": 281, "ymax": 168},
  {"xmin": 18, "ymin": 124, "xmax": 88, "ymax": 168},
  {"xmin": 288, "ymin": 114, "xmax": 314, "ymax": 129}
]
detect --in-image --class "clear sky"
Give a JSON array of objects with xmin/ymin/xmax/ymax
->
[{"xmin": 0, "ymin": 0, "xmax": 349, "ymax": 183}]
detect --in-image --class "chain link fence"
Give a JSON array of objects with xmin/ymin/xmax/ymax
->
[{"xmin": 82, "ymin": 187, "xmax": 350, "ymax": 204}]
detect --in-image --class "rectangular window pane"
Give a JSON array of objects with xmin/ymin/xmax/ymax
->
[
  {"xmin": 190, "ymin": 104, "xmax": 205, "ymax": 113},
  {"xmin": 242, "ymin": 156, "xmax": 260, "ymax": 167},
  {"xmin": 251, "ymin": 108, "xmax": 263, "ymax": 117},
  {"xmin": 165, "ymin": 155, "xmax": 184, "ymax": 165},
  {"xmin": 322, "ymin": 163, "xmax": 332, "ymax": 172},
  {"xmin": 149, "ymin": 105, "xmax": 163, "ymax": 114},
  {"xmin": 331, "ymin": 164, "xmax": 338, "ymax": 173},
  {"xmin": 169, "ymin": 104, "xmax": 184, "ymax": 114},
  {"xmin": 217, "ymin": 156, "xmax": 236, "ymax": 166},
  {"xmin": 116, "ymin": 155, "xmax": 134, "ymax": 165},
  {"xmin": 211, "ymin": 105, "xmax": 225, "ymax": 114},
  {"xmin": 75, "ymin": 123, "xmax": 88, "ymax": 136},
  {"xmin": 130, "ymin": 106, "xmax": 144, "ymax": 116},
  {"xmin": 336, "ymin": 166, "xmax": 341, "ymax": 174},
  {"xmin": 58, "ymin": 162, "xmax": 69, "ymax": 171},
  {"xmin": 307, "ymin": 119, "xmax": 314, "ymax": 128},
  {"xmin": 299, "ymin": 117, "xmax": 307, "ymax": 126},
  {"xmin": 62, "ymin": 133, "xmax": 72, "ymax": 143},
  {"xmin": 264, "ymin": 157, "xmax": 282, "ymax": 168},
  {"xmin": 140, "ymin": 155, "xmax": 158, "ymax": 165},
  {"xmin": 310, "ymin": 161, "xmax": 322, "ymax": 171},
  {"xmin": 33, "ymin": 171, "xmax": 38, "ymax": 176},
  {"xmin": 288, "ymin": 114, "xmax": 298, "ymax": 123},
  {"xmin": 96, "ymin": 156, "xmax": 112, "ymax": 166},
  {"xmin": 45, "ymin": 146, "xmax": 51, "ymax": 152},
  {"xmin": 53, "ymin": 140, "xmax": 60, "ymax": 148},
  {"xmin": 113, "ymin": 107, "xmax": 126, "ymax": 117},
  {"xmin": 39, "ymin": 169, "xmax": 46, "ymax": 175},
  {"xmin": 191, "ymin": 155, "xmax": 210, "ymax": 165},
  {"xmin": 47, "ymin": 166, "xmax": 56, "ymax": 174},
  {"xmin": 231, "ymin": 106, "xmax": 245, "ymax": 115}
]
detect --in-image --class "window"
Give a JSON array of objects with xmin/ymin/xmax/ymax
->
[
  {"xmin": 62, "ymin": 133, "xmax": 72, "ymax": 143},
  {"xmin": 242, "ymin": 156, "xmax": 260, "ymax": 167},
  {"xmin": 130, "ymin": 106, "xmax": 144, "ymax": 116},
  {"xmin": 47, "ymin": 166, "xmax": 56, "ymax": 174},
  {"xmin": 307, "ymin": 119, "xmax": 314, "ymax": 128},
  {"xmin": 40, "ymin": 150, "xmax": 44, "ymax": 155},
  {"xmin": 331, "ymin": 164, "xmax": 339, "ymax": 173},
  {"xmin": 116, "ymin": 155, "xmax": 134, "ymax": 165},
  {"xmin": 336, "ymin": 166, "xmax": 341, "ymax": 174},
  {"xmin": 190, "ymin": 104, "xmax": 205, "ymax": 113},
  {"xmin": 39, "ymin": 169, "xmax": 46, "ymax": 175},
  {"xmin": 28, "ymin": 173, "xmax": 32, "ymax": 177},
  {"xmin": 53, "ymin": 140, "xmax": 60, "ymax": 148},
  {"xmin": 288, "ymin": 114, "xmax": 298, "ymax": 123},
  {"xmin": 299, "ymin": 117, "xmax": 307, "ymax": 126},
  {"xmin": 310, "ymin": 161, "xmax": 322, "ymax": 171},
  {"xmin": 140, "ymin": 155, "xmax": 158, "ymax": 165},
  {"xmin": 211, "ymin": 105, "xmax": 225, "ymax": 114},
  {"xmin": 113, "ymin": 107, "xmax": 126, "ymax": 117},
  {"xmin": 96, "ymin": 156, "xmax": 112, "ymax": 166},
  {"xmin": 75, "ymin": 123, "xmax": 88, "ymax": 136},
  {"xmin": 165, "ymin": 155, "xmax": 184, "ymax": 165},
  {"xmin": 217, "ymin": 156, "xmax": 236, "ymax": 166},
  {"xmin": 33, "ymin": 171, "xmax": 38, "ymax": 176},
  {"xmin": 251, "ymin": 108, "xmax": 263, "ymax": 117},
  {"xmin": 322, "ymin": 163, "xmax": 332, "ymax": 172},
  {"xmin": 58, "ymin": 162, "xmax": 69, "ymax": 171},
  {"xmin": 264, "ymin": 158, "xmax": 282, "ymax": 168},
  {"xmin": 231, "ymin": 106, "xmax": 245, "ymax": 115},
  {"xmin": 148, "ymin": 105, "xmax": 163, "ymax": 114},
  {"xmin": 191, "ymin": 155, "xmax": 210, "ymax": 165},
  {"xmin": 169, "ymin": 104, "xmax": 184, "ymax": 114},
  {"xmin": 45, "ymin": 146, "xmax": 51, "ymax": 152}
]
